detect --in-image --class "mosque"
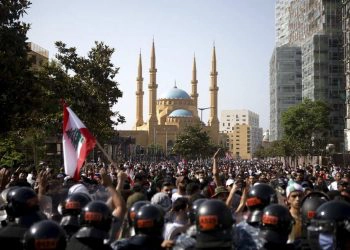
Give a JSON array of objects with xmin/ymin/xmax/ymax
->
[{"xmin": 118, "ymin": 41, "xmax": 220, "ymax": 155}]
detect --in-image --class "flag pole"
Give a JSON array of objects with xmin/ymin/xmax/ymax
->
[{"xmin": 95, "ymin": 140, "xmax": 118, "ymax": 167}]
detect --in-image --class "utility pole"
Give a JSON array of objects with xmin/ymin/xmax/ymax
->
[{"xmin": 198, "ymin": 107, "xmax": 211, "ymax": 124}]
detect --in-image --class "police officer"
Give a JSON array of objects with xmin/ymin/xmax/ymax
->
[
  {"xmin": 119, "ymin": 200, "xmax": 150, "ymax": 239},
  {"xmin": 195, "ymin": 199, "xmax": 234, "ymax": 250},
  {"xmin": 299, "ymin": 191, "xmax": 329, "ymax": 250},
  {"xmin": 259, "ymin": 204, "xmax": 295, "ymax": 250},
  {"xmin": 307, "ymin": 200, "xmax": 350, "ymax": 250},
  {"xmin": 59, "ymin": 192, "xmax": 92, "ymax": 238},
  {"xmin": 0, "ymin": 186, "xmax": 46, "ymax": 250},
  {"xmin": 233, "ymin": 183, "xmax": 278, "ymax": 250},
  {"xmin": 66, "ymin": 200, "xmax": 113, "ymax": 250},
  {"xmin": 172, "ymin": 198, "xmax": 208, "ymax": 250},
  {"xmin": 112, "ymin": 204, "xmax": 165, "ymax": 250},
  {"xmin": 23, "ymin": 220, "xmax": 67, "ymax": 250}
]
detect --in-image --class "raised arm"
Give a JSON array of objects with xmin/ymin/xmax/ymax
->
[
  {"xmin": 212, "ymin": 148, "xmax": 222, "ymax": 187},
  {"xmin": 100, "ymin": 168, "xmax": 126, "ymax": 219}
]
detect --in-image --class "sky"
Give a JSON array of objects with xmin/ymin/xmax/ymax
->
[{"xmin": 22, "ymin": 0, "xmax": 276, "ymax": 131}]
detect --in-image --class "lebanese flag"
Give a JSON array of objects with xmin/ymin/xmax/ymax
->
[{"xmin": 63, "ymin": 103, "xmax": 96, "ymax": 180}]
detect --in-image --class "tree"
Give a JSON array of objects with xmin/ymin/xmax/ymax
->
[
  {"xmin": 36, "ymin": 41, "xmax": 125, "ymax": 142},
  {"xmin": 0, "ymin": 0, "xmax": 37, "ymax": 134},
  {"xmin": 172, "ymin": 125, "xmax": 216, "ymax": 160},
  {"xmin": 282, "ymin": 98, "xmax": 330, "ymax": 155}
]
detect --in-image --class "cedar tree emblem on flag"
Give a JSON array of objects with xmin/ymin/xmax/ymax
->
[{"xmin": 63, "ymin": 102, "xmax": 96, "ymax": 180}]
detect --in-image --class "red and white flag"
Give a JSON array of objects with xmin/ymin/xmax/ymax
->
[{"xmin": 63, "ymin": 103, "xmax": 96, "ymax": 180}]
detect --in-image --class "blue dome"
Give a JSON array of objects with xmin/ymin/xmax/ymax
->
[
  {"xmin": 160, "ymin": 86, "xmax": 191, "ymax": 99},
  {"xmin": 168, "ymin": 109, "xmax": 193, "ymax": 117}
]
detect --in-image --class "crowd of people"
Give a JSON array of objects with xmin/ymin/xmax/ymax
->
[{"xmin": 0, "ymin": 149, "xmax": 350, "ymax": 249}]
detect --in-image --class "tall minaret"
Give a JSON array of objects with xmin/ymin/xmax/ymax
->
[
  {"xmin": 191, "ymin": 54, "xmax": 198, "ymax": 112},
  {"xmin": 148, "ymin": 40, "xmax": 158, "ymax": 124},
  {"xmin": 208, "ymin": 45, "xmax": 219, "ymax": 126},
  {"xmin": 135, "ymin": 52, "xmax": 144, "ymax": 127}
]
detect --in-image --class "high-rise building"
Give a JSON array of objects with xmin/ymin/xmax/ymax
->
[
  {"xmin": 270, "ymin": 46, "xmax": 302, "ymax": 141},
  {"xmin": 271, "ymin": 0, "xmax": 345, "ymax": 150},
  {"xmin": 342, "ymin": 1, "xmax": 350, "ymax": 151},
  {"xmin": 27, "ymin": 42, "xmax": 49, "ymax": 70},
  {"xmin": 220, "ymin": 110, "xmax": 263, "ymax": 159}
]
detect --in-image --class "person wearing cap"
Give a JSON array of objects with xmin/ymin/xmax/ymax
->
[
  {"xmin": 285, "ymin": 183, "xmax": 303, "ymax": 244},
  {"xmin": 225, "ymin": 179, "xmax": 241, "ymax": 213},
  {"xmin": 211, "ymin": 186, "xmax": 229, "ymax": 202}
]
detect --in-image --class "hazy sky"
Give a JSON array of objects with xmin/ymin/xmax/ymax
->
[{"xmin": 22, "ymin": 0, "xmax": 276, "ymax": 131}]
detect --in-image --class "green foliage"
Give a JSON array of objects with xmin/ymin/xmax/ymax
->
[
  {"xmin": 36, "ymin": 41, "xmax": 124, "ymax": 142},
  {"xmin": 256, "ymin": 99, "xmax": 330, "ymax": 159},
  {"xmin": 281, "ymin": 98, "xmax": 330, "ymax": 155},
  {"xmin": 172, "ymin": 125, "xmax": 216, "ymax": 159},
  {"xmin": 0, "ymin": 135, "xmax": 25, "ymax": 167},
  {"xmin": 0, "ymin": 0, "xmax": 37, "ymax": 134},
  {"xmin": 1, "ymin": 0, "xmax": 125, "ymax": 165}
]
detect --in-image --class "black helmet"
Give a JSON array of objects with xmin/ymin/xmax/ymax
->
[
  {"xmin": 259, "ymin": 204, "xmax": 294, "ymax": 244},
  {"xmin": 301, "ymin": 191, "xmax": 329, "ymax": 226},
  {"xmin": 246, "ymin": 183, "xmax": 277, "ymax": 225},
  {"xmin": 134, "ymin": 204, "xmax": 164, "ymax": 236},
  {"xmin": 6, "ymin": 187, "xmax": 39, "ymax": 218},
  {"xmin": 59, "ymin": 192, "xmax": 92, "ymax": 236},
  {"xmin": 196, "ymin": 199, "xmax": 234, "ymax": 231},
  {"xmin": 307, "ymin": 200, "xmax": 350, "ymax": 250},
  {"xmin": 195, "ymin": 199, "xmax": 234, "ymax": 248},
  {"xmin": 79, "ymin": 200, "xmax": 112, "ymax": 232},
  {"xmin": 127, "ymin": 200, "xmax": 150, "ymax": 226},
  {"xmin": 188, "ymin": 198, "xmax": 207, "ymax": 224},
  {"xmin": 23, "ymin": 220, "xmax": 67, "ymax": 250},
  {"xmin": 246, "ymin": 183, "xmax": 278, "ymax": 211},
  {"xmin": 61, "ymin": 192, "xmax": 92, "ymax": 216}
]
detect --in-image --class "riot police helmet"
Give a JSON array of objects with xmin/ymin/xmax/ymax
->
[
  {"xmin": 246, "ymin": 183, "xmax": 278, "ymax": 224},
  {"xmin": 61, "ymin": 192, "xmax": 92, "ymax": 216},
  {"xmin": 188, "ymin": 198, "xmax": 207, "ymax": 224},
  {"xmin": 259, "ymin": 204, "xmax": 294, "ymax": 244},
  {"xmin": 127, "ymin": 200, "xmax": 150, "ymax": 227},
  {"xmin": 5, "ymin": 186, "xmax": 39, "ymax": 218},
  {"xmin": 134, "ymin": 204, "xmax": 164, "ymax": 236},
  {"xmin": 195, "ymin": 199, "xmax": 234, "ymax": 249},
  {"xmin": 307, "ymin": 200, "xmax": 350, "ymax": 250},
  {"xmin": 246, "ymin": 183, "xmax": 278, "ymax": 211},
  {"xmin": 80, "ymin": 200, "xmax": 112, "ymax": 230},
  {"xmin": 301, "ymin": 191, "xmax": 329, "ymax": 227},
  {"xmin": 23, "ymin": 220, "xmax": 67, "ymax": 250}
]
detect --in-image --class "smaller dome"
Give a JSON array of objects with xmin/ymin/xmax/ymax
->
[
  {"xmin": 160, "ymin": 86, "xmax": 191, "ymax": 99},
  {"xmin": 168, "ymin": 109, "xmax": 193, "ymax": 117}
]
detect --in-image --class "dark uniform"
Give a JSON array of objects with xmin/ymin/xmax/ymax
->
[
  {"xmin": 112, "ymin": 204, "xmax": 164, "ymax": 250},
  {"xmin": 66, "ymin": 200, "xmax": 113, "ymax": 250},
  {"xmin": 258, "ymin": 204, "xmax": 295, "ymax": 250},
  {"xmin": 23, "ymin": 220, "xmax": 67, "ymax": 250},
  {"xmin": 60, "ymin": 191, "xmax": 91, "ymax": 238},
  {"xmin": 195, "ymin": 199, "xmax": 234, "ymax": 250},
  {"xmin": 307, "ymin": 200, "xmax": 350, "ymax": 250},
  {"xmin": 0, "ymin": 186, "xmax": 46, "ymax": 250},
  {"xmin": 233, "ymin": 183, "xmax": 278, "ymax": 250},
  {"xmin": 299, "ymin": 191, "xmax": 329, "ymax": 250}
]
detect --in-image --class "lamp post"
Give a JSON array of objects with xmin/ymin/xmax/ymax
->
[
  {"xmin": 198, "ymin": 107, "xmax": 211, "ymax": 124},
  {"xmin": 165, "ymin": 128, "xmax": 168, "ymax": 157}
]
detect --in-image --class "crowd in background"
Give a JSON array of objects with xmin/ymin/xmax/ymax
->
[{"xmin": 0, "ymin": 150, "xmax": 350, "ymax": 249}]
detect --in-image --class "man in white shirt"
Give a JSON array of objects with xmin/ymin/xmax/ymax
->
[{"xmin": 328, "ymin": 172, "xmax": 342, "ymax": 191}]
